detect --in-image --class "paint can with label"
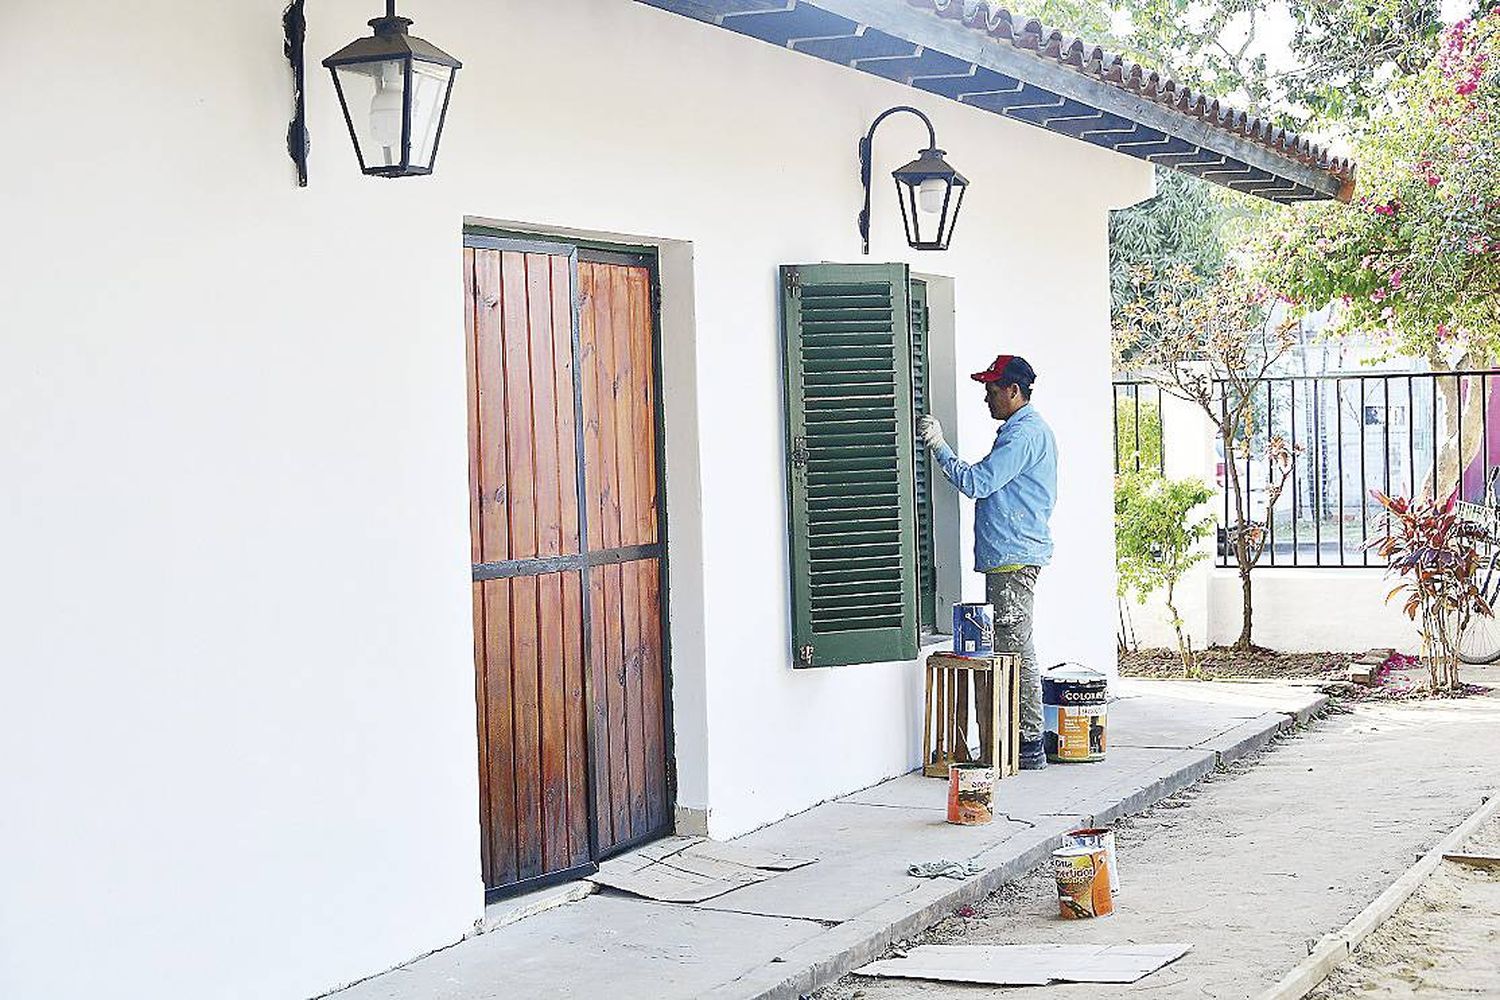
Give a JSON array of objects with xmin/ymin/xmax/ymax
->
[
  {"xmin": 1064, "ymin": 827, "xmax": 1119, "ymax": 895},
  {"xmin": 1052, "ymin": 846, "xmax": 1114, "ymax": 919},
  {"xmin": 952, "ymin": 602, "xmax": 995, "ymax": 656},
  {"xmin": 946, "ymin": 763, "xmax": 994, "ymax": 825},
  {"xmin": 1042, "ymin": 663, "xmax": 1108, "ymax": 763}
]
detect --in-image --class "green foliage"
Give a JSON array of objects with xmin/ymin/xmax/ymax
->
[
  {"xmin": 1096, "ymin": 2, "xmax": 1458, "ymax": 354},
  {"xmin": 1115, "ymin": 472, "xmax": 1216, "ymax": 604},
  {"xmin": 1263, "ymin": 14, "xmax": 1500, "ymax": 367},
  {"xmin": 1116, "ymin": 472, "xmax": 1216, "ymax": 673},
  {"xmin": 1010, "ymin": 0, "xmax": 1451, "ymax": 130},
  {"xmin": 1114, "ymin": 395, "xmax": 1164, "ymax": 473},
  {"xmin": 1281, "ymin": 0, "xmax": 1446, "ymax": 124},
  {"xmin": 1110, "ymin": 169, "xmax": 1233, "ymax": 335},
  {"xmin": 1012, "ymin": 0, "xmax": 1116, "ymax": 38},
  {"xmin": 1116, "ymin": 0, "xmax": 1280, "ymax": 114}
]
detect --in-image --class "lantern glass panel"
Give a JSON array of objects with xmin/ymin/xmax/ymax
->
[
  {"xmin": 333, "ymin": 58, "xmax": 409, "ymax": 171},
  {"xmin": 897, "ymin": 180, "xmax": 921, "ymax": 245},
  {"xmin": 409, "ymin": 61, "xmax": 455, "ymax": 170},
  {"xmin": 942, "ymin": 183, "xmax": 968, "ymax": 245}
]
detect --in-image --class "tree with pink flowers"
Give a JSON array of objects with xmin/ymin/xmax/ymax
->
[{"xmin": 1265, "ymin": 13, "xmax": 1500, "ymax": 499}]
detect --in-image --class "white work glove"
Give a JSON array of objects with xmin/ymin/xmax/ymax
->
[{"xmin": 918, "ymin": 415, "xmax": 946, "ymax": 452}]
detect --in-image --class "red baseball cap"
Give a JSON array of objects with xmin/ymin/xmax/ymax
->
[{"xmin": 970, "ymin": 354, "xmax": 1037, "ymax": 386}]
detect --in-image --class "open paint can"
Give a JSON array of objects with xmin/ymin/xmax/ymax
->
[
  {"xmin": 951, "ymin": 602, "xmax": 995, "ymax": 656},
  {"xmin": 1064, "ymin": 827, "xmax": 1119, "ymax": 895},
  {"xmin": 946, "ymin": 763, "xmax": 994, "ymax": 825},
  {"xmin": 1052, "ymin": 846, "xmax": 1114, "ymax": 919}
]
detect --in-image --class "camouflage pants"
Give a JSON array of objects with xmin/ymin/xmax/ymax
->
[{"xmin": 985, "ymin": 566, "xmax": 1042, "ymax": 742}]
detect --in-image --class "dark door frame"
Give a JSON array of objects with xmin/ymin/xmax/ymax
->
[{"xmin": 463, "ymin": 230, "xmax": 676, "ymax": 902}]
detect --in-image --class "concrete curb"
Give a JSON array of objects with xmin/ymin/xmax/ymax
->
[
  {"xmin": 1286, "ymin": 693, "xmax": 1331, "ymax": 727},
  {"xmin": 708, "ymin": 706, "xmax": 1311, "ymax": 1000},
  {"xmin": 1255, "ymin": 791, "xmax": 1500, "ymax": 1000},
  {"xmin": 1200, "ymin": 711, "xmax": 1297, "ymax": 765}
]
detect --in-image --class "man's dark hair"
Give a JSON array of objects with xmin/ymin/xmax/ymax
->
[{"xmin": 1001, "ymin": 379, "xmax": 1033, "ymax": 401}]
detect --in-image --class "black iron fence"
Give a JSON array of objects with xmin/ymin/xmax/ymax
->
[
  {"xmin": 1113, "ymin": 371, "xmax": 1500, "ymax": 569},
  {"xmin": 1112, "ymin": 381, "xmax": 1165, "ymax": 475},
  {"xmin": 1219, "ymin": 370, "xmax": 1490, "ymax": 569}
]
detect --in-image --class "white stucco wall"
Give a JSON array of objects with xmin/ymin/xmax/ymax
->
[{"xmin": 1, "ymin": 2, "xmax": 1150, "ymax": 997}]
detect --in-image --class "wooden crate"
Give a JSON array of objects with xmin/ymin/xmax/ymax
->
[{"xmin": 922, "ymin": 652, "xmax": 1021, "ymax": 780}]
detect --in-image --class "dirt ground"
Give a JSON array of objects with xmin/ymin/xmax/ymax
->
[
  {"xmin": 1119, "ymin": 649, "xmax": 1495, "ymax": 708},
  {"xmin": 1310, "ymin": 816, "xmax": 1500, "ymax": 998},
  {"xmin": 816, "ymin": 686, "xmax": 1500, "ymax": 1000},
  {"xmin": 1119, "ymin": 646, "xmax": 1355, "ymax": 681}
]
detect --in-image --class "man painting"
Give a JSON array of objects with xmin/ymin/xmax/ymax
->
[{"xmin": 918, "ymin": 355, "xmax": 1057, "ymax": 770}]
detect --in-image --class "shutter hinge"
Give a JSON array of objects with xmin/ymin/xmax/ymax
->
[
  {"xmin": 798, "ymin": 644, "xmax": 815, "ymax": 666},
  {"xmin": 784, "ymin": 268, "xmax": 801, "ymax": 297},
  {"xmin": 792, "ymin": 435, "xmax": 809, "ymax": 469}
]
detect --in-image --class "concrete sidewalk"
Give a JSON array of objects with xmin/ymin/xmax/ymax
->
[{"xmin": 333, "ymin": 679, "xmax": 1326, "ymax": 1000}]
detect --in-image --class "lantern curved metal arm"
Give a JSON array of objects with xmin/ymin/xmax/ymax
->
[{"xmin": 858, "ymin": 106, "xmax": 938, "ymax": 255}]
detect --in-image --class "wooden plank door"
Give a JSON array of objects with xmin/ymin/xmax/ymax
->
[
  {"xmin": 577, "ymin": 252, "xmax": 671, "ymax": 855},
  {"xmin": 465, "ymin": 237, "xmax": 671, "ymax": 898}
]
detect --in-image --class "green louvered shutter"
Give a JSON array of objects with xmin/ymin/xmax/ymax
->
[
  {"xmin": 781, "ymin": 263, "xmax": 919, "ymax": 668},
  {"xmin": 909, "ymin": 279, "xmax": 938, "ymax": 632}
]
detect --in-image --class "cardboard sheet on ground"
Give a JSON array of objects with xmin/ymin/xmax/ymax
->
[
  {"xmin": 589, "ymin": 838, "xmax": 816, "ymax": 903},
  {"xmin": 854, "ymin": 943, "xmax": 1193, "ymax": 986}
]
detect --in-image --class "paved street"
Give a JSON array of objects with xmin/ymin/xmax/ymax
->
[{"xmin": 816, "ymin": 687, "xmax": 1500, "ymax": 999}]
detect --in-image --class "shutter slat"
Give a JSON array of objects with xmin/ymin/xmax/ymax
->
[{"xmin": 783, "ymin": 263, "xmax": 917, "ymax": 667}]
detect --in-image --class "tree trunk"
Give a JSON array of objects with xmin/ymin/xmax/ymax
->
[
  {"xmin": 1223, "ymin": 438, "xmax": 1256, "ymax": 650},
  {"xmin": 1419, "ymin": 361, "xmax": 1487, "ymax": 503},
  {"xmin": 1236, "ymin": 568, "xmax": 1253, "ymax": 650},
  {"xmin": 1165, "ymin": 581, "xmax": 1196, "ymax": 677}
]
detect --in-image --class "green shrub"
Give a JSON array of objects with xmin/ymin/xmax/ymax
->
[{"xmin": 1116, "ymin": 472, "xmax": 1215, "ymax": 675}]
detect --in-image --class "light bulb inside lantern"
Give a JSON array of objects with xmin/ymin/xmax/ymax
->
[
  {"xmin": 369, "ymin": 71, "xmax": 406, "ymax": 149},
  {"xmin": 918, "ymin": 178, "xmax": 948, "ymax": 214}
]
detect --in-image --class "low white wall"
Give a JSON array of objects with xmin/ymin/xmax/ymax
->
[
  {"xmin": 1125, "ymin": 565, "xmax": 1422, "ymax": 654},
  {"xmin": 1206, "ymin": 569, "xmax": 1421, "ymax": 652}
]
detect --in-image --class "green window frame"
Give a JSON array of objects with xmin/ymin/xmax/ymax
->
[{"xmin": 781, "ymin": 262, "xmax": 935, "ymax": 668}]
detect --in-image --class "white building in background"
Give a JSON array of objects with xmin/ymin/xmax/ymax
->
[{"xmin": 1, "ymin": 1, "xmax": 1351, "ymax": 997}]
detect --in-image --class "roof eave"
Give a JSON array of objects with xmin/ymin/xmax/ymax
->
[{"xmin": 820, "ymin": 0, "xmax": 1349, "ymax": 202}]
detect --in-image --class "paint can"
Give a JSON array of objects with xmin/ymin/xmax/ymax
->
[
  {"xmin": 1052, "ymin": 846, "xmax": 1114, "ymax": 919},
  {"xmin": 952, "ymin": 602, "xmax": 995, "ymax": 656},
  {"xmin": 1064, "ymin": 827, "xmax": 1119, "ymax": 895},
  {"xmin": 946, "ymin": 763, "xmax": 994, "ymax": 825},
  {"xmin": 1042, "ymin": 663, "xmax": 1108, "ymax": 763}
]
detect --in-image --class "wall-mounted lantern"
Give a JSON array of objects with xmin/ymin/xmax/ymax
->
[
  {"xmin": 858, "ymin": 106, "xmax": 969, "ymax": 253},
  {"xmin": 283, "ymin": 1, "xmax": 462, "ymax": 186}
]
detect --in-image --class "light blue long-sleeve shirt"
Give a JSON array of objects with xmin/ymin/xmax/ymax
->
[{"xmin": 932, "ymin": 404, "xmax": 1057, "ymax": 570}]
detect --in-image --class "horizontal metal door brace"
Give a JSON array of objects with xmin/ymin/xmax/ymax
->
[{"xmin": 472, "ymin": 544, "xmax": 664, "ymax": 581}]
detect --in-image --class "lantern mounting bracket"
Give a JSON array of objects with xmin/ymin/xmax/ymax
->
[
  {"xmin": 284, "ymin": 0, "xmax": 310, "ymax": 187},
  {"xmin": 857, "ymin": 106, "xmax": 937, "ymax": 255}
]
